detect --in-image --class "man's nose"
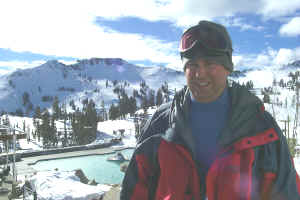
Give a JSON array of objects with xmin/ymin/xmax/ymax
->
[{"xmin": 195, "ymin": 65, "xmax": 207, "ymax": 78}]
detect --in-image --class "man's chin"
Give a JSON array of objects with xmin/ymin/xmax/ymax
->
[{"xmin": 192, "ymin": 93, "xmax": 213, "ymax": 103}]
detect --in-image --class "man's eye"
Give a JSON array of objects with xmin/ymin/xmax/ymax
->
[
  {"xmin": 206, "ymin": 62, "xmax": 217, "ymax": 68},
  {"xmin": 186, "ymin": 63, "xmax": 198, "ymax": 68}
]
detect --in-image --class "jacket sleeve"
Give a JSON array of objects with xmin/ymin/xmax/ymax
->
[
  {"xmin": 262, "ymin": 112, "xmax": 300, "ymax": 200},
  {"xmin": 137, "ymin": 102, "xmax": 171, "ymax": 144},
  {"xmin": 121, "ymin": 104, "xmax": 169, "ymax": 199},
  {"xmin": 120, "ymin": 136, "xmax": 161, "ymax": 200}
]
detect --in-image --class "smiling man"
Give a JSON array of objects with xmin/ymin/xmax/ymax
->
[
  {"xmin": 121, "ymin": 21, "xmax": 300, "ymax": 200},
  {"xmin": 184, "ymin": 59, "xmax": 230, "ymax": 102}
]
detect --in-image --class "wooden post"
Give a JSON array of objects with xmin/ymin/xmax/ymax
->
[
  {"xmin": 280, "ymin": 118, "xmax": 291, "ymax": 139},
  {"xmin": 293, "ymin": 82, "xmax": 299, "ymax": 139},
  {"xmin": 288, "ymin": 116, "xmax": 290, "ymax": 140},
  {"xmin": 284, "ymin": 120, "xmax": 287, "ymax": 137},
  {"xmin": 13, "ymin": 133, "xmax": 16, "ymax": 182}
]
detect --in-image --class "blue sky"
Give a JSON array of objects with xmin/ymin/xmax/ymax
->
[{"xmin": 0, "ymin": 0, "xmax": 300, "ymax": 74}]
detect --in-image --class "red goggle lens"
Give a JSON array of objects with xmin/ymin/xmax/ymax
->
[{"xmin": 180, "ymin": 25, "xmax": 228, "ymax": 53}]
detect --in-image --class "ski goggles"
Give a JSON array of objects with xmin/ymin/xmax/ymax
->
[{"xmin": 179, "ymin": 23, "xmax": 232, "ymax": 57}]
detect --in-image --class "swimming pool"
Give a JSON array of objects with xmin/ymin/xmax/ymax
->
[{"xmin": 31, "ymin": 148, "xmax": 134, "ymax": 184}]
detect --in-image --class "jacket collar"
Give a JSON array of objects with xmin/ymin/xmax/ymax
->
[{"xmin": 164, "ymin": 81, "xmax": 269, "ymax": 152}]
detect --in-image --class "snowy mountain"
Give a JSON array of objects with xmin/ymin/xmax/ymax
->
[
  {"xmin": 283, "ymin": 60, "xmax": 300, "ymax": 69},
  {"xmin": 1, "ymin": 58, "xmax": 300, "ymax": 200},
  {"xmin": 0, "ymin": 57, "xmax": 300, "ymax": 116},
  {"xmin": 0, "ymin": 58, "xmax": 185, "ymax": 114}
]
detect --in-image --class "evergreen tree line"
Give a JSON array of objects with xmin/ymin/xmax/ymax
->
[
  {"xmin": 10, "ymin": 80, "xmax": 172, "ymax": 118},
  {"xmin": 2, "ymin": 80, "xmax": 174, "ymax": 148},
  {"xmin": 261, "ymin": 72, "xmax": 300, "ymax": 105},
  {"xmin": 259, "ymin": 72, "xmax": 300, "ymax": 157},
  {"xmin": 266, "ymin": 71, "xmax": 300, "ymax": 91},
  {"xmin": 32, "ymin": 97, "xmax": 98, "ymax": 147},
  {"xmin": 108, "ymin": 81, "xmax": 171, "ymax": 120}
]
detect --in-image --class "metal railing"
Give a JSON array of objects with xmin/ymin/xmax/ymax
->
[{"xmin": 23, "ymin": 186, "xmax": 38, "ymax": 200}]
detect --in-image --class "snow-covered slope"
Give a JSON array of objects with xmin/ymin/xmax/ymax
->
[
  {"xmin": 0, "ymin": 58, "xmax": 185, "ymax": 113},
  {"xmin": 0, "ymin": 57, "xmax": 300, "ymax": 117}
]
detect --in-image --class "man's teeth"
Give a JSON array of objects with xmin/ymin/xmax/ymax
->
[{"xmin": 199, "ymin": 82, "xmax": 208, "ymax": 86}]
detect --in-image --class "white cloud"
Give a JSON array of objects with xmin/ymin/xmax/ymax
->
[
  {"xmin": 0, "ymin": 0, "xmax": 180, "ymax": 70},
  {"xmin": 164, "ymin": 0, "xmax": 300, "ymax": 27},
  {"xmin": 274, "ymin": 48, "xmax": 300, "ymax": 65},
  {"xmin": 259, "ymin": 0, "xmax": 300, "ymax": 19},
  {"xmin": 279, "ymin": 17, "xmax": 300, "ymax": 37},
  {"xmin": 219, "ymin": 18, "xmax": 264, "ymax": 32},
  {"xmin": 0, "ymin": 0, "xmax": 299, "ymax": 73},
  {"xmin": 233, "ymin": 47, "xmax": 300, "ymax": 70},
  {"xmin": 274, "ymin": 49, "xmax": 294, "ymax": 65},
  {"xmin": 0, "ymin": 60, "xmax": 46, "ymax": 75},
  {"xmin": 232, "ymin": 55, "xmax": 244, "ymax": 67},
  {"xmin": 164, "ymin": 1, "xmax": 261, "ymax": 27}
]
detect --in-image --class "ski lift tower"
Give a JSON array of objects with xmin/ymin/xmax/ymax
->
[{"xmin": 0, "ymin": 124, "xmax": 26, "ymax": 195}]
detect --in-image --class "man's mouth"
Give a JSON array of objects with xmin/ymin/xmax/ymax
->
[{"xmin": 198, "ymin": 82, "xmax": 209, "ymax": 87}]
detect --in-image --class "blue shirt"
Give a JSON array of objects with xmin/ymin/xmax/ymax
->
[{"xmin": 188, "ymin": 88, "xmax": 230, "ymax": 177}]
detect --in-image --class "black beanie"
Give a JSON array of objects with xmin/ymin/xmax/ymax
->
[{"xmin": 180, "ymin": 20, "xmax": 234, "ymax": 72}]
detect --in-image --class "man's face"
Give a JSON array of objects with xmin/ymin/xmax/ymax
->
[{"xmin": 184, "ymin": 58, "xmax": 230, "ymax": 103}]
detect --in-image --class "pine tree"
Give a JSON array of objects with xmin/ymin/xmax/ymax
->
[
  {"xmin": 99, "ymin": 100, "xmax": 107, "ymax": 121},
  {"xmin": 71, "ymin": 108, "xmax": 82, "ymax": 145},
  {"xmin": 40, "ymin": 109, "xmax": 51, "ymax": 147},
  {"xmin": 109, "ymin": 103, "xmax": 119, "ymax": 120},
  {"xmin": 133, "ymin": 89, "xmax": 139, "ymax": 98},
  {"xmin": 52, "ymin": 96, "xmax": 61, "ymax": 120},
  {"xmin": 156, "ymin": 89, "xmax": 163, "ymax": 106},
  {"xmin": 33, "ymin": 106, "xmax": 42, "ymax": 136},
  {"xmin": 15, "ymin": 108, "xmax": 24, "ymax": 117},
  {"xmin": 161, "ymin": 81, "xmax": 170, "ymax": 102},
  {"xmin": 141, "ymin": 96, "xmax": 148, "ymax": 111},
  {"xmin": 128, "ymin": 96, "xmax": 137, "ymax": 115},
  {"xmin": 50, "ymin": 116, "xmax": 58, "ymax": 146},
  {"xmin": 61, "ymin": 102, "xmax": 68, "ymax": 147},
  {"xmin": 139, "ymin": 81, "xmax": 148, "ymax": 97},
  {"xmin": 263, "ymin": 94, "xmax": 270, "ymax": 103},
  {"xmin": 22, "ymin": 92, "xmax": 30, "ymax": 106},
  {"xmin": 26, "ymin": 102, "xmax": 34, "ymax": 116},
  {"xmin": 113, "ymin": 80, "xmax": 118, "ymax": 87},
  {"xmin": 69, "ymin": 100, "xmax": 76, "ymax": 111},
  {"xmin": 279, "ymin": 79, "xmax": 285, "ymax": 88},
  {"xmin": 70, "ymin": 99, "xmax": 98, "ymax": 145},
  {"xmin": 148, "ymin": 89, "xmax": 155, "ymax": 107},
  {"xmin": 82, "ymin": 98, "xmax": 89, "ymax": 107},
  {"xmin": 2, "ymin": 115, "xmax": 10, "ymax": 129},
  {"xmin": 1, "ymin": 115, "xmax": 10, "ymax": 151},
  {"xmin": 34, "ymin": 106, "xmax": 41, "ymax": 119},
  {"xmin": 84, "ymin": 99, "xmax": 97, "ymax": 143},
  {"xmin": 119, "ymin": 92, "xmax": 130, "ymax": 119},
  {"xmin": 23, "ymin": 120, "xmax": 26, "ymax": 132},
  {"xmin": 36, "ymin": 121, "xmax": 41, "ymax": 142},
  {"xmin": 246, "ymin": 80, "xmax": 254, "ymax": 90}
]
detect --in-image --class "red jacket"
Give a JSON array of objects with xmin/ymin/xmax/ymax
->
[{"xmin": 121, "ymin": 84, "xmax": 300, "ymax": 200}]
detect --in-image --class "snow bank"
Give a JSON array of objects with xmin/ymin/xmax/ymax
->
[{"xmin": 26, "ymin": 170, "xmax": 111, "ymax": 200}]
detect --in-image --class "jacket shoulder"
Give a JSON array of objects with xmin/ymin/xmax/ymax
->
[
  {"xmin": 262, "ymin": 110, "xmax": 285, "ymax": 139},
  {"xmin": 137, "ymin": 102, "xmax": 172, "ymax": 144}
]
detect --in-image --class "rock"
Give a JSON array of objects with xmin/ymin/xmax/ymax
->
[
  {"xmin": 88, "ymin": 179, "xmax": 98, "ymax": 186},
  {"xmin": 74, "ymin": 169, "xmax": 89, "ymax": 184},
  {"xmin": 120, "ymin": 162, "xmax": 129, "ymax": 173}
]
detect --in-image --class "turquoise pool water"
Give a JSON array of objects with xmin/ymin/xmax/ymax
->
[{"xmin": 31, "ymin": 149, "xmax": 134, "ymax": 184}]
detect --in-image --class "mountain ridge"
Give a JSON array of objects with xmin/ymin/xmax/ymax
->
[
  {"xmin": 0, "ymin": 58, "xmax": 185, "ymax": 114},
  {"xmin": 1, "ymin": 57, "xmax": 300, "ymax": 115}
]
